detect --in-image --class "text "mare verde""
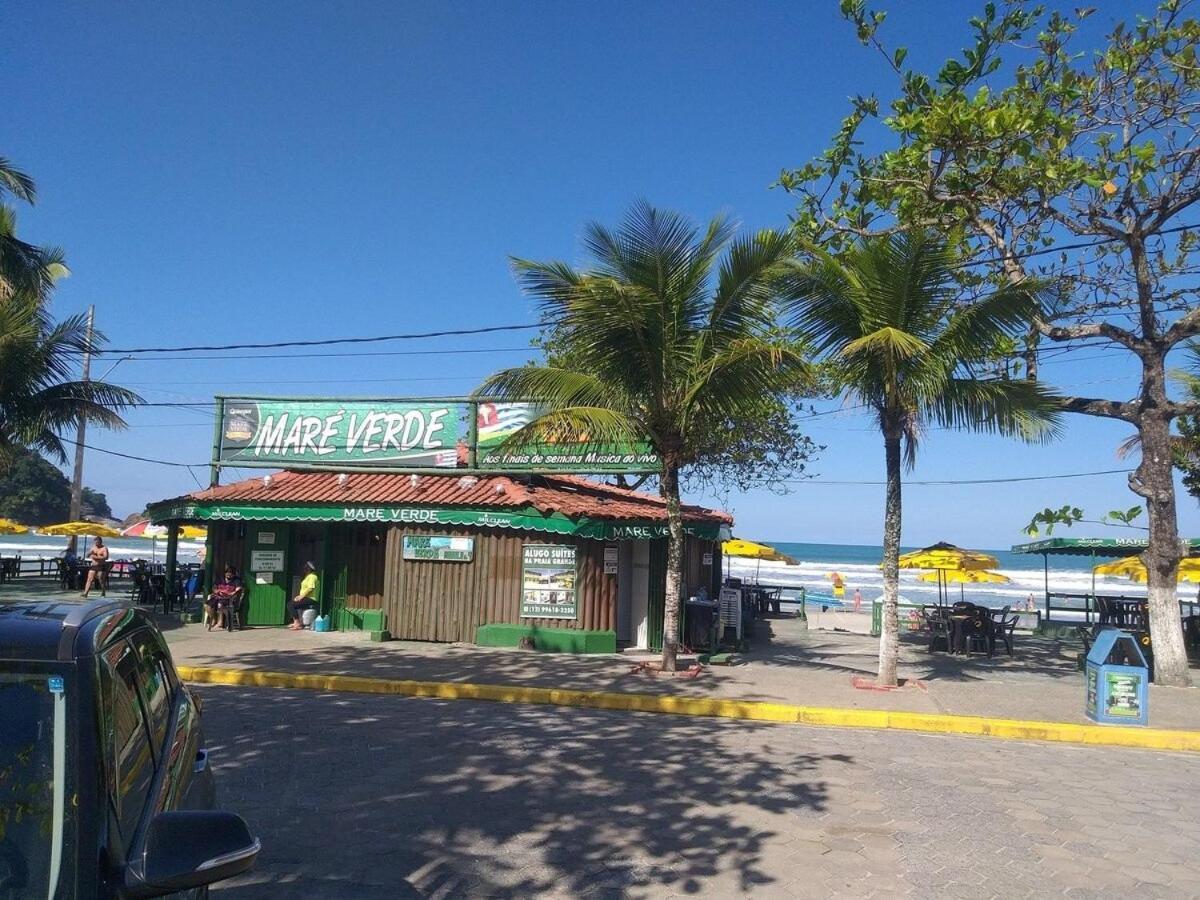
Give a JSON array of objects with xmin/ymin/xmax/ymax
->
[{"xmin": 253, "ymin": 409, "xmax": 453, "ymax": 458}]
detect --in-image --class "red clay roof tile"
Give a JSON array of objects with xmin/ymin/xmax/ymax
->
[{"xmin": 174, "ymin": 470, "xmax": 732, "ymax": 525}]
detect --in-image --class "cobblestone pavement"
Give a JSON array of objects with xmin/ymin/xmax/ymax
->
[{"xmin": 199, "ymin": 685, "xmax": 1200, "ymax": 899}]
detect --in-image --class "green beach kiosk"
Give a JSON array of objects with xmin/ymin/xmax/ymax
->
[
  {"xmin": 1011, "ymin": 536, "xmax": 1200, "ymax": 625},
  {"xmin": 148, "ymin": 469, "xmax": 730, "ymax": 653}
]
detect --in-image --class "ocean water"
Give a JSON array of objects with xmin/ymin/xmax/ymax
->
[
  {"xmin": 0, "ymin": 533, "xmax": 206, "ymax": 566},
  {"xmin": 0, "ymin": 532, "xmax": 1163, "ymax": 611},
  {"xmin": 725, "ymin": 541, "xmax": 1155, "ymax": 610}
]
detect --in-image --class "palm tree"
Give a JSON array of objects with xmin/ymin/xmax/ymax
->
[
  {"xmin": 0, "ymin": 157, "xmax": 65, "ymax": 301},
  {"xmin": 478, "ymin": 202, "xmax": 807, "ymax": 671},
  {"xmin": 0, "ymin": 157, "xmax": 139, "ymax": 468},
  {"xmin": 782, "ymin": 231, "xmax": 1061, "ymax": 686},
  {"xmin": 0, "ymin": 293, "xmax": 141, "ymax": 468}
]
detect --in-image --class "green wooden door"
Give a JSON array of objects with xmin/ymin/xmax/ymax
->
[
  {"xmin": 325, "ymin": 526, "xmax": 349, "ymax": 630},
  {"xmin": 244, "ymin": 524, "xmax": 290, "ymax": 625}
]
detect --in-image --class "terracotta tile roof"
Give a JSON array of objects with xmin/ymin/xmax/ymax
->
[{"xmin": 172, "ymin": 470, "xmax": 732, "ymax": 525}]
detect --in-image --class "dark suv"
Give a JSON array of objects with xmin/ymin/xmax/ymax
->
[{"xmin": 0, "ymin": 600, "xmax": 259, "ymax": 898}]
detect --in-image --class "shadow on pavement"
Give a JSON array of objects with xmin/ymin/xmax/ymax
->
[{"xmin": 201, "ymin": 686, "xmax": 849, "ymax": 898}]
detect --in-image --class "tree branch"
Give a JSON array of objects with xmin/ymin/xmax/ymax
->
[
  {"xmin": 1060, "ymin": 396, "xmax": 1136, "ymax": 421},
  {"xmin": 1164, "ymin": 304, "xmax": 1200, "ymax": 347},
  {"xmin": 1038, "ymin": 319, "xmax": 1145, "ymax": 353}
]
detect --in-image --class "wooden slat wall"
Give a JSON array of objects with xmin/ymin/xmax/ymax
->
[
  {"xmin": 382, "ymin": 527, "xmax": 617, "ymax": 643},
  {"xmin": 328, "ymin": 524, "xmax": 386, "ymax": 608},
  {"xmin": 211, "ymin": 523, "xmax": 245, "ymax": 576}
]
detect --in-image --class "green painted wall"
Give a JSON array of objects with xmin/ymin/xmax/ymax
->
[
  {"xmin": 476, "ymin": 623, "xmax": 616, "ymax": 654},
  {"xmin": 243, "ymin": 523, "xmax": 290, "ymax": 625},
  {"xmin": 334, "ymin": 607, "xmax": 387, "ymax": 632}
]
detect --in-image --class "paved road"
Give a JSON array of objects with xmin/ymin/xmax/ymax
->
[{"xmin": 198, "ymin": 686, "xmax": 1200, "ymax": 899}]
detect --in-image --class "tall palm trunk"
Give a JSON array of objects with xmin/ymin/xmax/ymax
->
[
  {"xmin": 660, "ymin": 460, "xmax": 684, "ymax": 673},
  {"xmin": 878, "ymin": 422, "xmax": 902, "ymax": 687}
]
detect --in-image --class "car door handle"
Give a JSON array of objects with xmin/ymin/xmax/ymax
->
[{"xmin": 194, "ymin": 748, "xmax": 210, "ymax": 774}]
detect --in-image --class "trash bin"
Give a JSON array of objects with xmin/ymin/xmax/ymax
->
[
  {"xmin": 1085, "ymin": 628, "xmax": 1149, "ymax": 726},
  {"xmin": 685, "ymin": 598, "xmax": 718, "ymax": 653}
]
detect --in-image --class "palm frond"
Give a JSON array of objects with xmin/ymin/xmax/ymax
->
[
  {"xmin": 0, "ymin": 157, "xmax": 37, "ymax": 204},
  {"xmin": 929, "ymin": 377, "xmax": 1063, "ymax": 443}
]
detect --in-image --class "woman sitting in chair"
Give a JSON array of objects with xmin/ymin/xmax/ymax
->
[{"xmin": 206, "ymin": 565, "xmax": 245, "ymax": 631}]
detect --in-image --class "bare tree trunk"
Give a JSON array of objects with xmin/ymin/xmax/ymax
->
[
  {"xmin": 878, "ymin": 425, "xmax": 902, "ymax": 687},
  {"xmin": 660, "ymin": 461, "xmax": 684, "ymax": 673},
  {"xmin": 1133, "ymin": 364, "xmax": 1192, "ymax": 687}
]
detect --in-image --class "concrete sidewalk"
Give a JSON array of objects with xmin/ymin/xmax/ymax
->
[{"xmin": 160, "ymin": 610, "xmax": 1200, "ymax": 731}]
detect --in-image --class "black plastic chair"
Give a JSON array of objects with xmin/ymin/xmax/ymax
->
[
  {"xmin": 921, "ymin": 606, "xmax": 951, "ymax": 653},
  {"xmin": 963, "ymin": 607, "xmax": 994, "ymax": 656},
  {"xmin": 990, "ymin": 606, "xmax": 1019, "ymax": 657}
]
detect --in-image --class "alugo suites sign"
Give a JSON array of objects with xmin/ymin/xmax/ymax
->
[{"xmin": 216, "ymin": 397, "xmax": 659, "ymax": 474}]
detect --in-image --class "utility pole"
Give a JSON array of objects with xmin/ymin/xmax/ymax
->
[{"xmin": 67, "ymin": 304, "xmax": 95, "ymax": 556}]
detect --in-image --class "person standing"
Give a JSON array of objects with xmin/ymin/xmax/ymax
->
[
  {"xmin": 853, "ymin": 588, "xmax": 863, "ymax": 614},
  {"xmin": 81, "ymin": 536, "xmax": 110, "ymax": 599},
  {"xmin": 288, "ymin": 561, "xmax": 319, "ymax": 630}
]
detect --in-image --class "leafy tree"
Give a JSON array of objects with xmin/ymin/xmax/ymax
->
[
  {"xmin": 782, "ymin": 231, "xmax": 1061, "ymax": 686},
  {"xmin": 0, "ymin": 446, "xmax": 71, "ymax": 525},
  {"xmin": 479, "ymin": 202, "xmax": 809, "ymax": 671},
  {"xmin": 1175, "ymin": 344, "xmax": 1200, "ymax": 502},
  {"xmin": 1023, "ymin": 503, "xmax": 1146, "ymax": 536},
  {"xmin": 81, "ymin": 487, "xmax": 112, "ymax": 520},
  {"xmin": 0, "ymin": 157, "xmax": 141, "ymax": 469},
  {"xmin": 780, "ymin": 1, "xmax": 1200, "ymax": 685}
]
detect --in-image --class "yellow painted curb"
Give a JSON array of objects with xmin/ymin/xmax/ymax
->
[{"xmin": 176, "ymin": 665, "xmax": 1200, "ymax": 753}]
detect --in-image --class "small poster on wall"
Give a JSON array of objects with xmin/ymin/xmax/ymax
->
[
  {"xmin": 250, "ymin": 550, "xmax": 285, "ymax": 572},
  {"xmin": 521, "ymin": 544, "xmax": 578, "ymax": 619},
  {"xmin": 402, "ymin": 535, "xmax": 474, "ymax": 562}
]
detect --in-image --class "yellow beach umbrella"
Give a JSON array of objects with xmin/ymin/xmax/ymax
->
[
  {"xmin": 177, "ymin": 525, "xmax": 207, "ymax": 540},
  {"xmin": 40, "ymin": 521, "xmax": 121, "ymax": 538},
  {"xmin": 898, "ymin": 542, "xmax": 999, "ymax": 572},
  {"xmin": 920, "ymin": 568, "xmax": 1010, "ymax": 601},
  {"xmin": 919, "ymin": 569, "xmax": 1010, "ymax": 585},
  {"xmin": 722, "ymin": 537, "xmax": 798, "ymax": 583},
  {"xmin": 722, "ymin": 539, "xmax": 798, "ymax": 564},
  {"xmin": 1098, "ymin": 555, "xmax": 1200, "ymax": 584},
  {"xmin": 1093, "ymin": 555, "xmax": 1146, "ymax": 578},
  {"xmin": 897, "ymin": 542, "xmax": 1000, "ymax": 605},
  {"xmin": 0, "ymin": 518, "xmax": 29, "ymax": 535}
]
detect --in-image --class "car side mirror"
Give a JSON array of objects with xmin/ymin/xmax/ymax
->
[{"xmin": 125, "ymin": 810, "xmax": 260, "ymax": 898}]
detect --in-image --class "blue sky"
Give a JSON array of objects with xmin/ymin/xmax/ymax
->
[{"xmin": 6, "ymin": 0, "xmax": 1197, "ymax": 549}]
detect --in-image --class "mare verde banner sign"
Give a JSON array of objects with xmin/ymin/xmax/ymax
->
[
  {"xmin": 216, "ymin": 397, "xmax": 660, "ymax": 474},
  {"xmin": 150, "ymin": 500, "xmax": 726, "ymax": 541},
  {"xmin": 219, "ymin": 399, "xmax": 469, "ymax": 468},
  {"xmin": 474, "ymin": 401, "xmax": 658, "ymax": 473}
]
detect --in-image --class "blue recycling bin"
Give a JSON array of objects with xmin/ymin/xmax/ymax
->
[{"xmin": 1085, "ymin": 628, "xmax": 1149, "ymax": 726}]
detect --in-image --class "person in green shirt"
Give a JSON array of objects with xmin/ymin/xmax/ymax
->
[{"xmin": 288, "ymin": 561, "xmax": 319, "ymax": 630}]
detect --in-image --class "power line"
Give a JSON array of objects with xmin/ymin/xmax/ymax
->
[
  {"xmin": 945, "ymin": 220, "xmax": 1200, "ymax": 273},
  {"xmin": 119, "ymin": 346, "xmax": 534, "ymax": 363},
  {"xmin": 790, "ymin": 466, "xmax": 1133, "ymax": 486},
  {"xmin": 65, "ymin": 438, "xmax": 202, "ymax": 469},
  {"xmin": 94, "ymin": 323, "xmax": 540, "ymax": 355}
]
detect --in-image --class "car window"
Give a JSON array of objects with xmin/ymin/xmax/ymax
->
[
  {"xmin": 128, "ymin": 629, "xmax": 175, "ymax": 749},
  {"xmin": 0, "ymin": 671, "xmax": 75, "ymax": 899},
  {"xmin": 102, "ymin": 642, "xmax": 156, "ymax": 839}
]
